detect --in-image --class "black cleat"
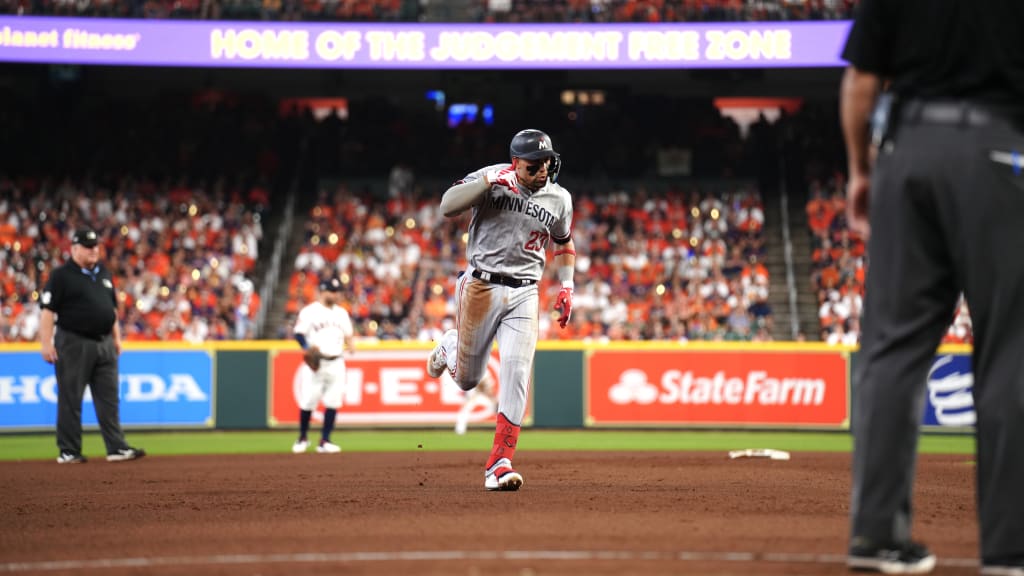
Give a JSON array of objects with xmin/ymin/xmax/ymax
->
[
  {"xmin": 57, "ymin": 452, "xmax": 88, "ymax": 464},
  {"xmin": 106, "ymin": 447, "xmax": 146, "ymax": 462},
  {"xmin": 847, "ymin": 539, "xmax": 936, "ymax": 574}
]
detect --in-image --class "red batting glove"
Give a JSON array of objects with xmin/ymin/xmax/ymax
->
[
  {"xmin": 554, "ymin": 286, "xmax": 573, "ymax": 329},
  {"xmin": 486, "ymin": 166, "xmax": 518, "ymax": 191}
]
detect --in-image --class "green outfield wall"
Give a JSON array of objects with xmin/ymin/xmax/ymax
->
[{"xmin": 0, "ymin": 341, "xmax": 973, "ymax": 433}]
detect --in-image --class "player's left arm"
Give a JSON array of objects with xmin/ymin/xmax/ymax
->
[
  {"xmin": 551, "ymin": 191, "xmax": 576, "ymax": 329},
  {"xmin": 112, "ymin": 311, "xmax": 122, "ymax": 356},
  {"xmin": 552, "ymin": 239, "xmax": 576, "ymax": 328},
  {"xmin": 109, "ymin": 273, "xmax": 122, "ymax": 355},
  {"xmin": 342, "ymin": 311, "xmax": 356, "ymax": 355}
]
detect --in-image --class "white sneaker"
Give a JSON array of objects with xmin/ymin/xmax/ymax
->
[
  {"xmin": 292, "ymin": 440, "xmax": 308, "ymax": 454},
  {"xmin": 426, "ymin": 343, "xmax": 446, "ymax": 378},
  {"xmin": 483, "ymin": 458, "xmax": 523, "ymax": 491},
  {"xmin": 428, "ymin": 327, "xmax": 456, "ymax": 377},
  {"xmin": 316, "ymin": 441, "xmax": 342, "ymax": 454}
]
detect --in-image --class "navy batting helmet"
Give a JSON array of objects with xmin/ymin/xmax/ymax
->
[{"xmin": 509, "ymin": 129, "xmax": 562, "ymax": 182}]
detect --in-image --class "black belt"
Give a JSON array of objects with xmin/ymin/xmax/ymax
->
[
  {"xmin": 471, "ymin": 269, "xmax": 536, "ymax": 288},
  {"xmin": 320, "ymin": 354, "xmax": 341, "ymax": 361},
  {"xmin": 902, "ymin": 100, "xmax": 1024, "ymax": 128},
  {"xmin": 60, "ymin": 328, "xmax": 108, "ymax": 341}
]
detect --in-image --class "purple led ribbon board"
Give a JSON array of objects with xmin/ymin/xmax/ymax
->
[{"xmin": 0, "ymin": 16, "xmax": 850, "ymax": 69}]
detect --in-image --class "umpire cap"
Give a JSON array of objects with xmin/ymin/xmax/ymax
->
[
  {"xmin": 72, "ymin": 228, "xmax": 99, "ymax": 248},
  {"xmin": 319, "ymin": 277, "xmax": 342, "ymax": 292}
]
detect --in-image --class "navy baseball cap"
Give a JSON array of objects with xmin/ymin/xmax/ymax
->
[
  {"xmin": 72, "ymin": 228, "xmax": 99, "ymax": 248},
  {"xmin": 319, "ymin": 277, "xmax": 342, "ymax": 292}
]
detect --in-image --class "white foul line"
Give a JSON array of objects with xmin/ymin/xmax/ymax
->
[{"xmin": 0, "ymin": 549, "xmax": 980, "ymax": 573}]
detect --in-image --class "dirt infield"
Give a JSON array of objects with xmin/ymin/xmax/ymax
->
[{"xmin": 1, "ymin": 451, "xmax": 978, "ymax": 575}]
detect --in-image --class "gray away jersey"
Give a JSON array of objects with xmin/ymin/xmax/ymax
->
[{"xmin": 460, "ymin": 163, "xmax": 573, "ymax": 281}]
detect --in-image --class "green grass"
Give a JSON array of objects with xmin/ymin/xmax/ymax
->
[{"xmin": 0, "ymin": 429, "xmax": 975, "ymax": 462}]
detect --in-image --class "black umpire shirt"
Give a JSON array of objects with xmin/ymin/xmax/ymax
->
[
  {"xmin": 842, "ymin": 0, "xmax": 1024, "ymax": 103},
  {"xmin": 41, "ymin": 262, "xmax": 117, "ymax": 339}
]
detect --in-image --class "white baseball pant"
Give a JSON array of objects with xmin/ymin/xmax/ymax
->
[
  {"xmin": 295, "ymin": 358, "xmax": 346, "ymax": 411},
  {"xmin": 446, "ymin": 270, "xmax": 537, "ymax": 427}
]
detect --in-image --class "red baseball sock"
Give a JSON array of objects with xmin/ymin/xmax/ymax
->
[{"xmin": 485, "ymin": 412, "xmax": 520, "ymax": 470}]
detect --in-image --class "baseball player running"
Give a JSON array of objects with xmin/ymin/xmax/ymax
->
[
  {"xmin": 427, "ymin": 129, "xmax": 576, "ymax": 491},
  {"xmin": 292, "ymin": 277, "xmax": 355, "ymax": 454}
]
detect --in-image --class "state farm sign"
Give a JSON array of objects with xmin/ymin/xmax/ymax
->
[
  {"xmin": 270, "ymin": 349, "xmax": 502, "ymax": 426},
  {"xmin": 588, "ymin": 350, "xmax": 848, "ymax": 427}
]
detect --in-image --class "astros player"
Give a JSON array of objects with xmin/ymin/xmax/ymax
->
[
  {"xmin": 454, "ymin": 372, "xmax": 497, "ymax": 435},
  {"xmin": 427, "ymin": 129, "xmax": 576, "ymax": 491},
  {"xmin": 292, "ymin": 277, "xmax": 355, "ymax": 454}
]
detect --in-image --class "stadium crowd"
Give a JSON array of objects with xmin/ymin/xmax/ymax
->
[
  {"xmin": 280, "ymin": 179, "xmax": 772, "ymax": 343},
  {"xmin": 2, "ymin": 0, "xmax": 855, "ymax": 22},
  {"xmin": 0, "ymin": 85, "xmax": 297, "ymax": 343},
  {"xmin": 806, "ymin": 176, "xmax": 973, "ymax": 346},
  {"xmin": 0, "ymin": 176, "xmax": 269, "ymax": 343}
]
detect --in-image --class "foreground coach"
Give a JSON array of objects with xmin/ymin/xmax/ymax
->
[
  {"xmin": 841, "ymin": 0, "xmax": 1024, "ymax": 573},
  {"xmin": 39, "ymin": 228, "xmax": 145, "ymax": 464}
]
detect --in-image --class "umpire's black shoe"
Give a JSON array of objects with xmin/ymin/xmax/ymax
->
[
  {"xmin": 57, "ymin": 451, "xmax": 88, "ymax": 464},
  {"xmin": 847, "ymin": 538, "xmax": 936, "ymax": 574},
  {"xmin": 981, "ymin": 557, "xmax": 1024, "ymax": 576},
  {"xmin": 106, "ymin": 447, "xmax": 146, "ymax": 462}
]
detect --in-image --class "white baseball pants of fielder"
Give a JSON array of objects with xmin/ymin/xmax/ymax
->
[
  {"xmin": 455, "ymin": 385, "xmax": 497, "ymax": 434},
  {"xmin": 443, "ymin": 270, "xmax": 537, "ymax": 427},
  {"xmin": 295, "ymin": 357, "xmax": 346, "ymax": 411}
]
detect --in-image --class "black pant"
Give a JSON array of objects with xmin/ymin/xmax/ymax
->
[
  {"xmin": 851, "ymin": 105, "xmax": 1024, "ymax": 562},
  {"xmin": 55, "ymin": 330, "xmax": 127, "ymax": 455}
]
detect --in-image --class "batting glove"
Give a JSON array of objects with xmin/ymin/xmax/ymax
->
[
  {"xmin": 485, "ymin": 166, "xmax": 518, "ymax": 191},
  {"xmin": 554, "ymin": 286, "xmax": 573, "ymax": 329}
]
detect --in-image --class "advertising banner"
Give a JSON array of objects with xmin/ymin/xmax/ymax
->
[
  {"xmin": 0, "ymin": 350, "xmax": 213, "ymax": 429},
  {"xmin": 587, "ymin": 350, "xmax": 849, "ymax": 427},
  {"xmin": 0, "ymin": 17, "xmax": 850, "ymax": 69},
  {"xmin": 269, "ymin": 349, "xmax": 511, "ymax": 427},
  {"xmin": 923, "ymin": 353, "xmax": 974, "ymax": 429}
]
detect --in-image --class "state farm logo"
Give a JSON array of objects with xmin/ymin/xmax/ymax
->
[
  {"xmin": 609, "ymin": 369, "xmax": 659, "ymax": 404},
  {"xmin": 608, "ymin": 368, "xmax": 825, "ymax": 406},
  {"xmin": 927, "ymin": 355, "xmax": 975, "ymax": 427}
]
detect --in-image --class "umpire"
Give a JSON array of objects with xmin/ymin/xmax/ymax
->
[
  {"xmin": 39, "ymin": 228, "xmax": 145, "ymax": 464},
  {"xmin": 841, "ymin": 0, "xmax": 1024, "ymax": 573}
]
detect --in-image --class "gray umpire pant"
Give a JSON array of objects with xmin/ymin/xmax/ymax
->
[
  {"xmin": 55, "ymin": 330, "xmax": 128, "ymax": 456},
  {"xmin": 850, "ymin": 101, "xmax": 1024, "ymax": 562}
]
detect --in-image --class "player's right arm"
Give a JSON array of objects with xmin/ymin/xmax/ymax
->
[
  {"xmin": 440, "ymin": 166, "xmax": 516, "ymax": 217},
  {"xmin": 293, "ymin": 306, "xmax": 310, "ymax": 349},
  {"xmin": 39, "ymin": 269, "xmax": 62, "ymax": 363},
  {"xmin": 341, "ymin": 309, "xmax": 356, "ymax": 355}
]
